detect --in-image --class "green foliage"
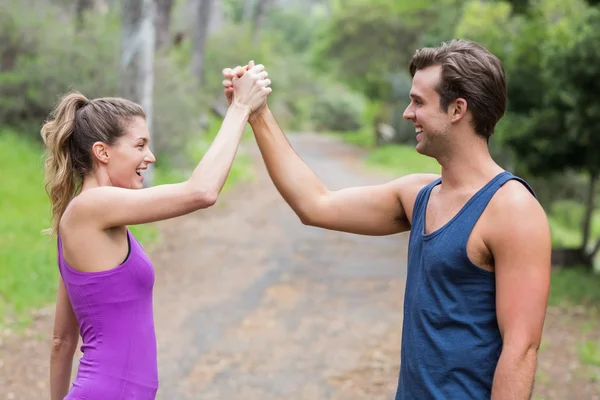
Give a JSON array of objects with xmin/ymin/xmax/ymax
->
[
  {"xmin": 419, "ymin": 0, "xmax": 470, "ymax": 47},
  {"xmin": 548, "ymin": 200, "xmax": 600, "ymax": 248},
  {"xmin": 0, "ymin": 2, "xmax": 203, "ymax": 162},
  {"xmin": 0, "ymin": 131, "xmax": 57, "ymax": 323},
  {"xmin": 504, "ymin": 6, "xmax": 600, "ymax": 177},
  {"xmin": 262, "ymin": 5, "xmax": 326, "ymax": 54},
  {"xmin": 454, "ymin": 1, "xmax": 519, "ymax": 61},
  {"xmin": 311, "ymin": 82, "xmax": 365, "ymax": 132},
  {"xmin": 0, "ymin": 3, "xmax": 121, "ymax": 134},
  {"xmin": 386, "ymin": 73, "xmax": 417, "ymax": 144},
  {"xmin": 310, "ymin": 0, "xmax": 427, "ymax": 100},
  {"xmin": 549, "ymin": 268, "xmax": 600, "ymax": 308},
  {"xmin": 364, "ymin": 144, "xmax": 441, "ymax": 176},
  {"xmin": 185, "ymin": 21, "xmax": 325, "ymax": 131},
  {"xmin": 152, "ymin": 52, "xmax": 205, "ymax": 165},
  {"xmin": 454, "ymin": 0, "xmax": 598, "ymax": 196}
]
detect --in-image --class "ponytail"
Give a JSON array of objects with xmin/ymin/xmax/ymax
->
[{"xmin": 40, "ymin": 91, "xmax": 88, "ymax": 235}]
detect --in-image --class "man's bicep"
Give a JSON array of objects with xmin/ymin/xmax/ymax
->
[
  {"xmin": 313, "ymin": 183, "xmax": 407, "ymax": 235},
  {"xmin": 492, "ymin": 194, "xmax": 551, "ymax": 349},
  {"xmin": 307, "ymin": 173, "xmax": 437, "ymax": 236}
]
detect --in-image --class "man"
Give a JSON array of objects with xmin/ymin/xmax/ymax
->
[{"xmin": 223, "ymin": 40, "xmax": 551, "ymax": 399}]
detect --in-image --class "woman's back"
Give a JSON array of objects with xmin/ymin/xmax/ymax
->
[{"xmin": 58, "ymin": 229, "xmax": 158, "ymax": 400}]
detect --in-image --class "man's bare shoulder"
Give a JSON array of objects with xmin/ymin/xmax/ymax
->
[
  {"xmin": 490, "ymin": 179, "xmax": 544, "ymax": 216},
  {"xmin": 391, "ymin": 173, "xmax": 441, "ymax": 197},
  {"xmin": 486, "ymin": 178, "xmax": 550, "ymax": 247},
  {"xmin": 389, "ymin": 173, "xmax": 440, "ymax": 224}
]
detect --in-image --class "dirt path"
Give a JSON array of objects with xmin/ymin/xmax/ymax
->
[
  {"xmin": 150, "ymin": 133, "xmax": 407, "ymax": 400},
  {"xmin": 0, "ymin": 133, "xmax": 598, "ymax": 399}
]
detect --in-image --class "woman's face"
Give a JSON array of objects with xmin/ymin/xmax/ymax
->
[{"xmin": 105, "ymin": 116, "xmax": 156, "ymax": 189}]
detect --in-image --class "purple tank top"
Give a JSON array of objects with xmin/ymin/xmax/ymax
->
[{"xmin": 57, "ymin": 229, "xmax": 158, "ymax": 399}]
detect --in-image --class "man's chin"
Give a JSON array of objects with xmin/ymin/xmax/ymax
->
[{"xmin": 415, "ymin": 142, "xmax": 437, "ymax": 159}]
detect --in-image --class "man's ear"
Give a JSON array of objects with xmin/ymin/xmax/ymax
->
[
  {"xmin": 450, "ymin": 98, "xmax": 468, "ymax": 123},
  {"xmin": 92, "ymin": 142, "xmax": 110, "ymax": 165}
]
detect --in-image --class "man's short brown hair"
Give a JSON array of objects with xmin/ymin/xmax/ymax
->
[{"xmin": 409, "ymin": 39, "xmax": 507, "ymax": 139}]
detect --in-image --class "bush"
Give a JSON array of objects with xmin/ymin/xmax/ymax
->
[
  {"xmin": 0, "ymin": 3, "xmax": 121, "ymax": 136},
  {"xmin": 311, "ymin": 82, "xmax": 365, "ymax": 132}
]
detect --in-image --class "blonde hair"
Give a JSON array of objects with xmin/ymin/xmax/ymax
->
[{"xmin": 40, "ymin": 90, "xmax": 145, "ymax": 235}]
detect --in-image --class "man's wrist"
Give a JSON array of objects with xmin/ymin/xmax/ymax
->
[{"xmin": 249, "ymin": 104, "xmax": 270, "ymax": 124}]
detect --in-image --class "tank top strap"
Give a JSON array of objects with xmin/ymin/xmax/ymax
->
[
  {"xmin": 412, "ymin": 177, "xmax": 442, "ymax": 229},
  {"xmin": 453, "ymin": 171, "xmax": 536, "ymax": 238}
]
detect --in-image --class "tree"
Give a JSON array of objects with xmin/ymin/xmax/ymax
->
[
  {"xmin": 242, "ymin": 0, "xmax": 254, "ymax": 22},
  {"xmin": 190, "ymin": 0, "xmax": 213, "ymax": 86},
  {"xmin": 310, "ymin": 0, "xmax": 432, "ymax": 101},
  {"xmin": 76, "ymin": 0, "xmax": 96, "ymax": 32},
  {"xmin": 154, "ymin": 0, "xmax": 174, "ymax": 50},
  {"xmin": 121, "ymin": 0, "xmax": 156, "ymax": 185},
  {"xmin": 251, "ymin": 0, "xmax": 273, "ymax": 45},
  {"xmin": 505, "ymin": 7, "xmax": 600, "ymax": 268}
]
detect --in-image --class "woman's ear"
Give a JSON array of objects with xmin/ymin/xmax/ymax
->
[{"xmin": 91, "ymin": 142, "xmax": 110, "ymax": 165}]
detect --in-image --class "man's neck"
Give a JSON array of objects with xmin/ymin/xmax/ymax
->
[{"xmin": 437, "ymin": 137, "xmax": 504, "ymax": 191}]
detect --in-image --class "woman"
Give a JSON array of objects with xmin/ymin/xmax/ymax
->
[{"xmin": 44, "ymin": 62, "xmax": 271, "ymax": 400}]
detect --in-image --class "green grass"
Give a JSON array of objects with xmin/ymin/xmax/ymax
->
[
  {"xmin": 338, "ymin": 128, "xmax": 375, "ymax": 148},
  {"xmin": 365, "ymin": 144, "xmax": 441, "ymax": 176},
  {"xmin": 548, "ymin": 200, "xmax": 600, "ymax": 248},
  {"xmin": 578, "ymin": 340, "xmax": 600, "ymax": 367},
  {"xmin": 0, "ymin": 132, "xmax": 59, "ymax": 325},
  {"xmin": 0, "ymin": 127, "xmax": 254, "ymax": 327},
  {"xmin": 334, "ymin": 130, "xmax": 440, "ymax": 176},
  {"xmin": 548, "ymin": 268, "xmax": 600, "ymax": 308}
]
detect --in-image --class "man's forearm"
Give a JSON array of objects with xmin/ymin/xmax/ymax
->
[
  {"xmin": 491, "ymin": 347, "xmax": 537, "ymax": 399},
  {"xmin": 249, "ymin": 106, "xmax": 327, "ymax": 220}
]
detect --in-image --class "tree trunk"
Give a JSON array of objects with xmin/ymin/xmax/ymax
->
[
  {"xmin": 121, "ymin": 0, "xmax": 156, "ymax": 186},
  {"xmin": 209, "ymin": 0, "xmax": 224, "ymax": 34},
  {"xmin": 154, "ymin": 0, "xmax": 174, "ymax": 50},
  {"xmin": 551, "ymin": 248, "xmax": 592, "ymax": 269},
  {"xmin": 581, "ymin": 170, "xmax": 598, "ymax": 251},
  {"xmin": 190, "ymin": 0, "xmax": 213, "ymax": 86},
  {"xmin": 76, "ymin": 0, "xmax": 95, "ymax": 32},
  {"xmin": 252, "ymin": 0, "xmax": 272, "ymax": 45},
  {"xmin": 591, "ymin": 236, "xmax": 600, "ymax": 258},
  {"xmin": 243, "ymin": 0, "xmax": 254, "ymax": 22}
]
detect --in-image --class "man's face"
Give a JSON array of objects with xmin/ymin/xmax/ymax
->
[{"xmin": 402, "ymin": 65, "xmax": 453, "ymax": 158}]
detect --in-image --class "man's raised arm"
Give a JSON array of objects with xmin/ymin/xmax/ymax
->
[{"xmin": 248, "ymin": 105, "xmax": 434, "ymax": 236}]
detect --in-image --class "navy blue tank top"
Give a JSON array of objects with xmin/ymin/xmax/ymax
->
[{"xmin": 395, "ymin": 171, "xmax": 535, "ymax": 400}]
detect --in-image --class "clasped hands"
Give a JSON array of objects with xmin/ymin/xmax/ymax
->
[{"xmin": 222, "ymin": 60, "xmax": 271, "ymax": 120}]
